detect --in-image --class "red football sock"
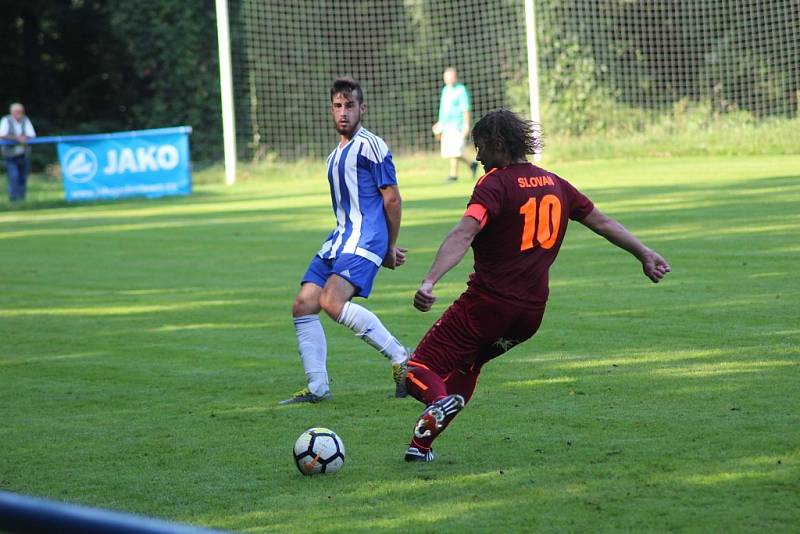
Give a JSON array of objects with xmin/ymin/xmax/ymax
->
[
  {"xmin": 444, "ymin": 364, "xmax": 480, "ymax": 403},
  {"xmin": 405, "ymin": 361, "xmax": 447, "ymax": 405}
]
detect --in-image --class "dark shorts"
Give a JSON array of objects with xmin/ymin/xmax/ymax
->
[
  {"xmin": 301, "ymin": 253, "xmax": 381, "ymax": 298},
  {"xmin": 412, "ymin": 289, "xmax": 546, "ymax": 376}
]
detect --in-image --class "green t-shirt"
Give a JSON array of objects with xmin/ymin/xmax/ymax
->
[{"xmin": 438, "ymin": 83, "xmax": 471, "ymax": 132}]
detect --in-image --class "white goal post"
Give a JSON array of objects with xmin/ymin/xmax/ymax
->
[
  {"xmin": 525, "ymin": 0, "xmax": 542, "ymax": 162},
  {"xmin": 215, "ymin": 0, "xmax": 237, "ymax": 185}
]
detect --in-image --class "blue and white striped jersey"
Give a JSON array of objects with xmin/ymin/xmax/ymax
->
[{"xmin": 317, "ymin": 127, "xmax": 397, "ymax": 266}]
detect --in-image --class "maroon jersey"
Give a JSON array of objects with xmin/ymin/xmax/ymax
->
[{"xmin": 466, "ymin": 163, "xmax": 594, "ymax": 307}]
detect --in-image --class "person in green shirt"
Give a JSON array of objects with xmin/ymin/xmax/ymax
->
[{"xmin": 432, "ymin": 68, "xmax": 478, "ymax": 182}]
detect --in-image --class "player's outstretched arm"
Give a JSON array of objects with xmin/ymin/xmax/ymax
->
[
  {"xmin": 579, "ymin": 208, "xmax": 671, "ymax": 283},
  {"xmin": 414, "ymin": 216, "xmax": 481, "ymax": 311},
  {"xmin": 380, "ymin": 185, "xmax": 407, "ymax": 269}
]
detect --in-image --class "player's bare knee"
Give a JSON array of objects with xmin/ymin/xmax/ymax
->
[
  {"xmin": 291, "ymin": 298, "xmax": 307, "ymax": 317},
  {"xmin": 292, "ymin": 294, "xmax": 318, "ymax": 317},
  {"xmin": 319, "ymin": 290, "xmax": 344, "ymax": 321}
]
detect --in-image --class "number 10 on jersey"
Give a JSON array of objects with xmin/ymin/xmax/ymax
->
[{"xmin": 519, "ymin": 194, "xmax": 562, "ymax": 251}]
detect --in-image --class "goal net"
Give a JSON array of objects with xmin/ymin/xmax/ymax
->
[
  {"xmin": 227, "ymin": 0, "xmax": 798, "ymax": 160},
  {"xmin": 533, "ymin": 0, "xmax": 799, "ymax": 137},
  {"xmin": 228, "ymin": 0, "xmax": 527, "ymax": 160}
]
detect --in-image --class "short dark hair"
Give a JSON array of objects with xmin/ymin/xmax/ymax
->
[
  {"xmin": 472, "ymin": 109, "xmax": 542, "ymax": 160},
  {"xmin": 330, "ymin": 78, "xmax": 364, "ymax": 104}
]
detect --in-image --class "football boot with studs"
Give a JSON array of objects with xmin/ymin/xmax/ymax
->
[
  {"xmin": 279, "ymin": 387, "xmax": 332, "ymax": 405},
  {"xmin": 413, "ymin": 394, "xmax": 465, "ymax": 439}
]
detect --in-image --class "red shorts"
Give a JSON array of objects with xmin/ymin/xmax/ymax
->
[{"xmin": 412, "ymin": 288, "xmax": 546, "ymax": 377}]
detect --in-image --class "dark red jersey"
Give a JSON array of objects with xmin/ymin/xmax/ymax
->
[{"xmin": 466, "ymin": 162, "xmax": 595, "ymax": 307}]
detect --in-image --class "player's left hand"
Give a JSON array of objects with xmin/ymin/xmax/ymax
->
[
  {"xmin": 414, "ymin": 281, "xmax": 436, "ymax": 312},
  {"xmin": 641, "ymin": 249, "xmax": 671, "ymax": 283},
  {"xmin": 382, "ymin": 246, "xmax": 408, "ymax": 269}
]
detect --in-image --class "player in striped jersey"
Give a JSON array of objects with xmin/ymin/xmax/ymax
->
[{"xmin": 281, "ymin": 78, "xmax": 410, "ymax": 404}]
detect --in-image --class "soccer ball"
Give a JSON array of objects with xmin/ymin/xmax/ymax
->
[{"xmin": 293, "ymin": 427, "xmax": 345, "ymax": 475}]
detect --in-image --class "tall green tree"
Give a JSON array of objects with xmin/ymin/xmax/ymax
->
[
  {"xmin": 107, "ymin": 0, "xmax": 222, "ymax": 160},
  {"xmin": 0, "ymin": 0, "xmax": 222, "ymax": 164}
]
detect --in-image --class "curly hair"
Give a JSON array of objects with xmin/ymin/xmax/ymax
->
[
  {"xmin": 330, "ymin": 77, "xmax": 364, "ymax": 104},
  {"xmin": 472, "ymin": 109, "xmax": 542, "ymax": 160}
]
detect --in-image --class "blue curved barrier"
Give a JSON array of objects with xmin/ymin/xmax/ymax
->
[{"xmin": 0, "ymin": 490, "xmax": 225, "ymax": 534}]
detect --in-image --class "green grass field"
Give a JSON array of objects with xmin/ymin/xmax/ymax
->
[{"xmin": 1, "ymin": 154, "xmax": 799, "ymax": 532}]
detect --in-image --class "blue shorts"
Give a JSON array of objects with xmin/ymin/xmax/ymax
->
[{"xmin": 301, "ymin": 254, "xmax": 381, "ymax": 298}]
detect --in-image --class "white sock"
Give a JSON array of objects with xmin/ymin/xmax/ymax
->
[
  {"xmin": 337, "ymin": 302, "xmax": 408, "ymax": 364},
  {"xmin": 293, "ymin": 315, "xmax": 329, "ymax": 396}
]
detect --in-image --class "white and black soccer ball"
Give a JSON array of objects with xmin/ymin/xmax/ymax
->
[{"xmin": 293, "ymin": 427, "xmax": 345, "ymax": 475}]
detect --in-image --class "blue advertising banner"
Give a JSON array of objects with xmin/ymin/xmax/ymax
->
[{"xmin": 55, "ymin": 126, "xmax": 192, "ymax": 202}]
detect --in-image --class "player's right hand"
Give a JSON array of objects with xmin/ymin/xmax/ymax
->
[
  {"xmin": 414, "ymin": 282, "xmax": 437, "ymax": 312},
  {"xmin": 382, "ymin": 246, "xmax": 408, "ymax": 270},
  {"xmin": 641, "ymin": 250, "xmax": 671, "ymax": 283},
  {"xmin": 394, "ymin": 246, "xmax": 407, "ymax": 267}
]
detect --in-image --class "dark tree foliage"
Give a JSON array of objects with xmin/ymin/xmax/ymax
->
[
  {"xmin": 107, "ymin": 0, "xmax": 222, "ymax": 161},
  {"xmin": 0, "ymin": 0, "xmax": 222, "ymax": 164},
  {"xmin": 1, "ymin": 0, "xmax": 796, "ymax": 163}
]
